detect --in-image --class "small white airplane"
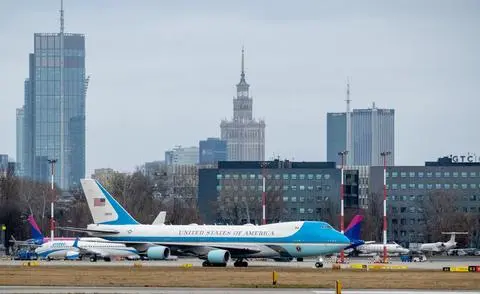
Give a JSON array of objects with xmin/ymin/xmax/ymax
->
[
  {"xmin": 417, "ymin": 232, "xmax": 468, "ymax": 253},
  {"xmin": 355, "ymin": 241, "xmax": 410, "ymax": 256},
  {"xmin": 35, "ymin": 238, "xmax": 140, "ymax": 262}
]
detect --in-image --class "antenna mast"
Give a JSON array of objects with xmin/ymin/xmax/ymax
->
[{"xmin": 345, "ymin": 78, "xmax": 352, "ymax": 166}]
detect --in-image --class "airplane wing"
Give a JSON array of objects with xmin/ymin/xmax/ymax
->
[
  {"xmin": 364, "ymin": 241, "xmax": 376, "ymax": 244},
  {"xmin": 59, "ymin": 226, "xmax": 120, "ymax": 235}
]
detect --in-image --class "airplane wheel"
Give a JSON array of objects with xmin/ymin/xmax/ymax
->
[
  {"xmin": 104, "ymin": 257, "xmax": 111, "ymax": 262},
  {"xmin": 242, "ymin": 261, "xmax": 248, "ymax": 267},
  {"xmin": 315, "ymin": 262, "xmax": 323, "ymax": 268},
  {"xmin": 90, "ymin": 256, "xmax": 97, "ymax": 262},
  {"xmin": 202, "ymin": 261, "xmax": 210, "ymax": 267}
]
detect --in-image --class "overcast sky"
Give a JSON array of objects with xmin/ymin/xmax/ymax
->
[{"xmin": 0, "ymin": 0, "xmax": 479, "ymax": 175}]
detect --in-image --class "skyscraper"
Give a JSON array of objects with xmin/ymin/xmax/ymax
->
[
  {"xmin": 16, "ymin": 107, "xmax": 24, "ymax": 177},
  {"xmin": 19, "ymin": 2, "xmax": 87, "ymax": 189},
  {"xmin": 352, "ymin": 103, "xmax": 394, "ymax": 166},
  {"xmin": 220, "ymin": 48, "xmax": 265, "ymax": 161},
  {"xmin": 327, "ymin": 103, "xmax": 395, "ymax": 166},
  {"xmin": 199, "ymin": 138, "xmax": 227, "ymax": 165},
  {"xmin": 165, "ymin": 146, "xmax": 199, "ymax": 166}
]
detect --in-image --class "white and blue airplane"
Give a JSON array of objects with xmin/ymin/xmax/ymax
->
[
  {"xmin": 34, "ymin": 237, "xmax": 140, "ymax": 261},
  {"xmin": 62, "ymin": 179, "xmax": 350, "ymax": 267}
]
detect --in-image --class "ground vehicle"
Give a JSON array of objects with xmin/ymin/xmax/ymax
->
[{"xmin": 12, "ymin": 249, "xmax": 37, "ymax": 260}]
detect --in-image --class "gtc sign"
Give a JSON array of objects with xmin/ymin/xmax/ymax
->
[{"xmin": 449, "ymin": 154, "xmax": 479, "ymax": 163}]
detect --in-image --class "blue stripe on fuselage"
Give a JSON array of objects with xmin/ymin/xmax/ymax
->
[{"xmin": 101, "ymin": 222, "xmax": 350, "ymax": 244}]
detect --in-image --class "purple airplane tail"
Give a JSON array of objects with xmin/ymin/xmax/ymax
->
[
  {"xmin": 344, "ymin": 215, "xmax": 364, "ymax": 242},
  {"xmin": 27, "ymin": 215, "xmax": 44, "ymax": 241}
]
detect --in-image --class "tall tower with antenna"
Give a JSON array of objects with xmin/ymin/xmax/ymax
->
[
  {"xmin": 220, "ymin": 47, "xmax": 266, "ymax": 161},
  {"xmin": 345, "ymin": 78, "xmax": 352, "ymax": 166},
  {"xmin": 19, "ymin": 0, "xmax": 87, "ymax": 190}
]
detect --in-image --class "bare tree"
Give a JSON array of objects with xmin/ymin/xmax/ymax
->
[
  {"xmin": 362, "ymin": 192, "xmax": 384, "ymax": 242},
  {"xmin": 422, "ymin": 190, "xmax": 474, "ymax": 243}
]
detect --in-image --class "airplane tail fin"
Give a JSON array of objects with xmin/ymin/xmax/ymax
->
[
  {"xmin": 344, "ymin": 215, "xmax": 364, "ymax": 241},
  {"xmin": 27, "ymin": 215, "xmax": 44, "ymax": 241},
  {"xmin": 80, "ymin": 178, "xmax": 139, "ymax": 225},
  {"xmin": 152, "ymin": 211, "xmax": 166, "ymax": 225},
  {"xmin": 72, "ymin": 237, "xmax": 80, "ymax": 248}
]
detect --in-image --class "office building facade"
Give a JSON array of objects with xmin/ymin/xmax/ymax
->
[
  {"xmin": 369, "ymin": 157, "xmax": 480, "ymax": 247},
  {"xmin": 16, "ymin": 107, "xmax": 24, "ymax": 177},
  {"xmin": 198, "ymin": 160, "xmax": 359, "ymax": 224},
  {"xmin": 327, "ymin": 103, "xmax": 395, "ymax": 167},
  {"xmin": 19, "ymin": 7, "xmax": 86, "ymax": 190},
  {"xmin": 165, "ymin": 146, "xmax": 199, "ymax": 166},
  {"xmin": 199, "ymin": 138, "xmax": 227, "ymax": 165},
  {"xmin": 220, "ymin": 49, "xmax": 265, "ymax": 161}
]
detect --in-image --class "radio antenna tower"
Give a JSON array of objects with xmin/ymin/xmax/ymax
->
[{"xmin": 345, "ymin": 78, "xmax": 352, "ymax": 166}]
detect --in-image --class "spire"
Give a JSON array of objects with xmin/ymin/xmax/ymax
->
[
  {"xmin": 240, "ymin": 46, "xmax": 246, "ymax": 82},
  {"xmin": 60, "ymin": 0, "xmax": 64, "ymax": 34}
]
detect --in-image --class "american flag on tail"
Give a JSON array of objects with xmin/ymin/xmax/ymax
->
[{"xmin": 94, "ymin": 198, "xmax": 106, "ymax": 206}]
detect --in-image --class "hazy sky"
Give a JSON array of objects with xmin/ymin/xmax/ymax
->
[{"xmin": 1, "ymin": 0, "xmax": 479, "ymax": 175}]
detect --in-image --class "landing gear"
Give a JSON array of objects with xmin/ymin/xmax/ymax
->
[
  {"xmin": 202, "ymin": 260, "xmax": 227, "ymax": 267},
  {"xmin": 103, "ymin": 257, "xmax": 111, "ymax": 262},
  {"xmin": 89, "ymin": 255, "xmax": 97, "ymax": 262},
  {"xmin": 315, "ymin": 256, "xmax": 324, "ymax": 268},
  {"xmin": 296, "ymin": 257, "xmax": 304, "ymax": 262},
  {"xmin": 233, "ymin": 259, "xmax": 249, "ymax": 267}
]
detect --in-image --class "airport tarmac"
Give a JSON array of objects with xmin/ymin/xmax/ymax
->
[
  {"xmin": 0, "ymin": 287, "xmax": 479, "ymax": 294},
  {"xmin": 1, "ymin": 256, "xmax": 479, "ymax": 270}
]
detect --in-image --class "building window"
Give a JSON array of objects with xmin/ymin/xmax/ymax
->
[
  {"xmin": 444, "ymin": 172, "xmax": 450, "ymax": 177},
  {"xmin": 400, "ymin": 218, "xmax": 406, "ymax": 224},
  {"xmin": 418, "ymin": 183, "xmax": 424, "ymax": 189},
  {"xmin": 435, "ymin": 172, "xmax": 441, "ymax": 177},
  {"xmin": 461, "ymin": 172, "xmax": 468, "ymax": 178},
  {"xmin": 417, "ymin": 195, "xmax": 424, "ymax": 201},
  {"xmin": 400, "ymin": 172, "xmax": 406, "ymax": 178},
  {"xmin": 408, "ymin": 207, "xmax": 415, "ymax": 213},
  {"xmin": 453, "ymin": 183, "xmax": 459, "ymax": 189},
  {"xmin": 216, "ymin": 174, "xmax": 222, "ymax": 180},
  {"xmin": 307, "ymin": 186, "xmax": 314, "ymax": 191},
  {"xmin": 291, "ymin": 185, "xmax": 297, "ymax": 191},
  {"xmin": 291, "ymin": 196, "xmax": 297, "ymax": 202},
  {"xmin": 409, "ymin": 172, "xmax": 415, "ymax": 178},
  {"xmin": 291, "ymin": 174, "xmax": 297, "ymax": 180},
  {"xmin": 409, "ymin": 219, "xmax": 415, "ymax": 225},
  {"xmin": 324, "ymin": 174, "xmax": 331, "ymax": 179},
  {"xmin": 444, "ymin": 184, "xmax": 451, "ymax": 189},
  {"xmin": 316, "ymin": 185, "xmax": 322, "ymax": 191},
  {"xmin": 427, "ymin": 184, "xmax": 433, "ymax": 189},
  {"xmin": 241, "ymin": 174, "xmax": 248, "ymax": 179},
  {"xmin": 435, "ymin": 184, "xmax": 442, "ymax": 189},
  {"xmin": 392, "ymin": 172, "xmax": 398, "ymax": 178},
  {"xmin": 462, "ymin": 184, "xmax": 468, "ymax": 189},
  {"xmin": 409, "ymin": 183, "xmax": 415, "ymax": 189},
  {"xmin": 391, "ymin": 184, "xmax": 398, "ymax": 190},
  {"xmin": 392, "ymin": 207, "xmax": 398, "ymax": 213},
  {"xmin": 257, "ymin": 174, "xmax": 263, "ymax": 180},
  {"xmin": 307, "ymin": 174, "xmax": 314, "ymax": 180},
  {"xmin": 453, "ymin": 172, "xmax": 459, "ymax": 178},
  {"xmin": 470, "ymin": 172, "xmax": 476, "ymax": 177},
  {"xmin": 471, "ymin": 184, "xmax": 477, "ymax": 189},
  {"xmin": 418, "ymin": 172, "xmax": 424, "ymax": 177},
  {"xmin": 400, "ymin": 184, "xmax": 407, "ymax": 189},
  {"xmin": 282, "ymin": 196, "xmax": 288, "ymax": 202},
  {"xmin": 324, "ymin": 185, "xmax": 331, "ymax": 191},
  {"xmin": 300, "ymin": 185, "xmax": 305, "ymax": 191},
  {"xmin": 299, "ymin": 196, "xmax": 305, "ymax": 202},
  {"xmin": 426, "ymin": 172, "xmax": 433, "ymax": 178},
  {"xmin": 249, "ymin": 174, "xmax": 255, "ymax": 179},
  {"xmin": 391, "ymin": 195, "xmax": 396, "ymax": 201},
  {"xmin": 216, "ymin": 185, "xmax": 222, "ymax": 191},
  {"xmin": 250, "ymin": 185, "xmax": 255, "ymax": 191},
  {"xmin": 299, "ymin": 208, "xmax": 305, "ymax": 214},
  {"xmin": 275, "ymin": 174, "xmax": 280, "ymax": 180},
  {"xmin": 257, "ymin": 186, "xmax": 262, "ymax": 191},
  {"xmin": 283, "ymin": 186, "xmax": 288, "ymax": 191},
  {"xmin": 386, "ymin": 172, "xmax": 390, "ymax": 177},
  {"xmin": 316, "ymin": 196, "xmax": 323, "ymax": 202},
  {"xmin": 225, "ymin": 174, "xmax": 231, "ymax": 179},
  {"xmin": 409, "ymin": 195, "xmax": 416, "ymax": 201},
  {"xmin": 470, "ymin": 195, "xmax": 476, "ymax": 201},
  {"xmin": 299, "ymin": 174, "xmax": 305, "ymax": 180},
  {"xmin": 402, "ymin": 195, "xmax": 407, "ymax": 201},
  {"xmin": 307, "ymin": 208, "xmax": 313, "ymax": 214},
  {"xmin": 283, "ymin": 174, "xmax": 289, "ymax": 180}
]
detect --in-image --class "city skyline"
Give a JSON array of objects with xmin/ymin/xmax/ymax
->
[{"xmin": 1, "ymin": 0, "xmax": 479, "ymax": 176}]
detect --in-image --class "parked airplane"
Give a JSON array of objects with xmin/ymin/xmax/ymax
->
[
  {"xmin": 354, "ymin": 241, "xmax": 410, "ymax": 256},
  {"xmin": 35, "ymin": 237, "xmax": 140, "ymax": 261},
  {"xmin": 10, "ymin": 215, "xmax": 105, "ymax": 247},
  {"xmin": 417, "ymin": 232, "xmax": 468, "ymax": 253},
  {"xmin": 61, "ymin": 179, "xmax": 351, "ymax": 267}
]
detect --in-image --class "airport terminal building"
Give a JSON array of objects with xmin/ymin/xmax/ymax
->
[
  {"xmin": 198, "ymin": 160, "xmax": 359, "ymax": 224},
  {"xmin": 369, "ymin": 156, "xmax": 480, "ymax": 247}
]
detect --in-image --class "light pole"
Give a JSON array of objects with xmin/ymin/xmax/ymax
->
[
  {"xmin": 380, "ymin": 151, "xmax": 391, "ymax": 263},
  {"xmin": 260, "ymin": 161, "xmax": 269, "ymax": 225},
  {"xmin": 47, "ymin": 159, "xmax": 57, "ymax": 241},
  {"xmin": 338, "ymin": 150, "xmax": 348, "ymax": 263}
]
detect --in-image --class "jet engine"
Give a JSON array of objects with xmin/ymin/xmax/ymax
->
[
  {"xmin": 147, "ymin": 246, "xmax": 171, "ymax": 260},
  {"xmin": 207, "ymin": 249, "xmax": 230, "ymax": 264},
  {"xmin": 65, "ymin": 251, "xmax": 79, "ymax": 260}
]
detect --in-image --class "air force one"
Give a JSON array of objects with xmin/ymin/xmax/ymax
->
[{"xmin": 62, "ymin": 179, "xmax": 350, "ymax": 267}]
